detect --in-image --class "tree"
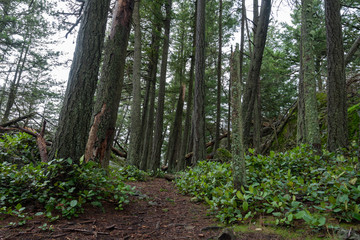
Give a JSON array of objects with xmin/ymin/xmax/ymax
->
[
  {"xmin": 128, "ymin": 0, "xmax": 142, "ymax": 167},
  {"xmin": 325, "ymin": 0, "xmax": 347, "ymax": 151},
  {"xmin": 300, "ymin": 0, "xmax": 321, "ymax": 149},
  {"xmin": 85, "ymin": 0, "xmax": 135, "ymax": 167},
  {"xmin": 50, "ymin": 0, "xmax": 111, "ymax": 162},
  {"xmin": 241, "ymin": 0, "xmax": 272, "ymax": 148},
  {"xmin": 231, "ymin": 45, "xmax": 246, "ymax": 190},
  {"xmin": 192, "ymin": 0, "xmax": 206, "ymax": 164},
  {"xmin": 214, "ymin": 0, "xmax": 223, "ymax": 153},
  {"xmin": 149, "ymin": 0, "xmax": 173, "ymax": 172}
]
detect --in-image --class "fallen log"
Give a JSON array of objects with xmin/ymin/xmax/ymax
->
[
  {"xmin": 185, "ymin": 132, "xmax": 228, "ymax": 160},
  {"xmin": 111, "ymin": 146, "xmax": 127, "ymax": 158}
]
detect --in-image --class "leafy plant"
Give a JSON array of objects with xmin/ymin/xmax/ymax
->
[{"xmin": 176, "ymin": 145, "xmax": 360, "ymax": 229}]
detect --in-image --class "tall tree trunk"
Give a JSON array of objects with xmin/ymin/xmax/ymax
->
[
  {"xmin": 325, "ymin": 0, "xmax": 347, "ymax": 151},
  {"xmin": 315, "ymin": 56, "xmax": 322, "ymax": 91},
  {"xmin": 128, "ymin": 0, "xmax": 142, "ymax": 167},
  {"xmin": 241, "ymin": 0, "xmax": 271, "ymax": 148},
  {"xmin": 0, "ymin": 67, "xmax": 12, "ymax": 116},
  {"xmin": 84, "ymin": 0, "xmax": 134, "ymax": 168},
  {"xmin": 50, "ymin": 0, "xmax": 111, "ymax": 162},
  {"xmin": 139, "ymin": 25, "xmax": 161, "ymax": 171},
  {"xmin": 301, "ymin": 0, "xmax": 321, "ymax": 149},
  {"xmin": 2, "ymin": 44, "xmax": 29, "ymax": 123},
  {"xmin": 192, "ymin": 0, "xmax": 206, "ymax": 164},
  {"xmin": 149, "ymin": 0, "xmax": 173, "ymax": 172},
  {"xmin": 167, "ymin": 85, "xmax": 185, "ymax": 172},
  {"xmin": 214, "ymin": 0, "xmax": 223, "ymax": 153},
  {"xmin": 140, "ymin": 76, "xmax": 156, "ymax": 170},
  {"xmin": 297, "ymin": 37, "xmax": 306, "ymax": 145},
  {"xmin": 231, "ymin": 45, "xmax": 246, "ymax": 190},
  {"xmin": 227, "ymin": 47, "xmax": 232, "ymax": 151},
  {"xmin": 179, "ymin": 0, "xmax": 197, "ymax": 170}
]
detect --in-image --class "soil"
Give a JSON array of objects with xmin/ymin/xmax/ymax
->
[{"xmin": 0, "ymin": 178, "xmax": 283, "ymax": 240}]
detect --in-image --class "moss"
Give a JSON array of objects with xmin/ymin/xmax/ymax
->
[{"xmin": 347, "ymin": 103, "xmax": 360, "ymax": 142}]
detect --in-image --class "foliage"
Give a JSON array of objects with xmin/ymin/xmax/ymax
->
[
  {"xmin": 0, "ymin": 132, "xmax": 39, "ymax": 165},
  {"xmin": 176, "ymin": 146, "xmax": 360, "ymax": 228},
  {"xmin": 0, "ymin": 158, "xmax": 134, "ymax": 222},
  {"xmin": 112, "ymin": 164, "xmax": 149, "ymax": 182}
]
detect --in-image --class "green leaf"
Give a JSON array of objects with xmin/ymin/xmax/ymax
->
[
  {"xmin": 243, "ymin": 201, "xmax": 249, "ymax": 211},
  {"xmin": 236, "ymin": 191, "xmax": 244, "ymax": 200},
  {"xmin": 273, "ymin": 212, "xmax": 282, "ymax": 217},
  {"xmin": 318, "ymin": 217, "xmax": 326, "ymax": 226},
  {"xmin": 353, "ymin": 213, "xmax": 360, "ymax": 221},
  {"xmin": 294, "ymin": 210, "xmax": 306, "ymax": 219},
  {"xmin": 70, "ymin": 200, "xmax": 78, "ymax": 208}
]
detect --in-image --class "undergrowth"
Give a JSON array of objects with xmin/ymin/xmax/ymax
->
[{"xmin": 176, "ymin": 145, "xmax": 360, "ymax": 229}]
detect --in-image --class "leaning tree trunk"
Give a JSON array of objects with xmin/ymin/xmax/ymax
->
[
  {"xmin": 149, "ymin": 0, "xmax": 173, "ymax": 172},
  {"xmin": 241, "ymin": 0, "xmax": 271, "ymax": 149},
  {"xmin": 2, "ymin": 44, "xmax": 29, "ymax": 123},
  {"xmin": 192, "ymin": 0, "xmax": 206, "ymax": 165},
  {"xmin": 325, "ymin": 0, "xmax": 347, "ymax": 151},
  {"xmin": 84, "ymin": 0, "xmax": 134, "ymax": 168},
  {"xmin": 50, "ymin": 0, "xmax": 111, "ymax": 162},
  {"xmin": 128, "ymin": 0, "xmax": 142, "ymax": 167}
]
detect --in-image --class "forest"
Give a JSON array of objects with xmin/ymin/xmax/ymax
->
[{"xmin": 0, "ymin": 0, "xmax": 360, "ymax": 239}]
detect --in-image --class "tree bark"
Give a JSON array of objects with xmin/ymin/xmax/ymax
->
[
  {"xmin": 301, "ymin": 0, "xmax": 321, "ymax": 149},
  {"xmin": 50, "ymin": 0, "xmax": 111, "ymax": 162},
  {"xmin": 128, "ymin": 0, "xmax": 142, "ymax": 168},
  {"xmin": 192, "ymin": 0, "xmax": 206, "ymax": 164},
  {"xmin": 325, "ymin": 0, "xmax": 347, "ymax": 151},
  {"xmin": 149, "ymin": 0, "xmax": 173, "ymax": 172},
  {"xmin": 241, "ymin": 0, "xmax": 271, "ymax": 148},
  {"xmin": 214, "ymin": 0, "xmax": 223, "ymax": 153},
  {"xmin": 84, "ymin": 0, "xmax": 134, "ymax": 168},
  {"xmin": 167, "ymin": 85, "xmax": 185, "ymax": 172},
  {"xmin": 231, "ymin": 45, "xmax": 246, "ymax": 190},
  {"xmin": 179, "ymin": 0, "xmax": 197, "ymax": 171}
]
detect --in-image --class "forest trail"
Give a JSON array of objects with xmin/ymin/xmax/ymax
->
[{"xmin": 0, "ymin": 178, "xmax": 283, "ymax": 239}]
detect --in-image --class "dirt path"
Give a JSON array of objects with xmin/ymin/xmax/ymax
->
[{"xmin": 0, "ymin": 178, "xmax": 283, "ymax": 239}]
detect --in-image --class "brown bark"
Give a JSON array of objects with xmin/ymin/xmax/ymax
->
[
  {"xmin": 192, "ymin": 0, "xmax": 206, "ymax": 164},
  {"xmin": 0, "ymin": 112, "xmax": 35, "ymax": 127},
  {"xmin": 50, "ymin": 0, "xmax": 111, "ymax": 162},
  {"xmin": 84, "ymin": 0, "xmax": 134, "ymax": 168},
  {"xmin": 325, "ymin": 0, "xmax": 347, "ymax": 151}
]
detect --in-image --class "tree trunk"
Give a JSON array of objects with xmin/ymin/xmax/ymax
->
[
  {"xmin": 0, "ymin": 67, "xmax": 12, "ymax": 115},
  {"xmin": 231, "ymin": 45, "xmax": 246, "ymax": 190},
  {"xmin": 50, "ymin": 0, "xmax": 111, "ymax": 162},
  {"xmin": 2, "ymin": 44, "xmax": 29, "ymax": 123},
  {"xmin": 167, "ymin": 85, "xmax": 185, "ymax": 172},
  {"xmin": 84, "ymin": 0, "xmax": 134, "ymax": 168},
  {"xmin": 139, "ymin": 18, "xmax": 161, "ymax": 170},
  {"xmin": 128, "ymin": 0, "xmax": 142, "ymax": 167},
  {"xmin": 325, "ymin": 0, "xmax": 347, "ymax": 151},
  {"xmin": 179, "ymin": 0, "xmax": 197, "ymax": 171},
  {"xmin": 149, "ymin": 0, "xmax": 173, "ymax": 172},
  {"xmin": 241, "ymin": 0, "xmax": 271, "ymax": 148},
  {"xmin": 214, "ymin": 0, "xmax": 223, "ymax": 154},
  {"xmin": 302, "ymin": 0, "xmax": 321, "ymax": 149},
  {"xmin": 192, "ymin": 0, "xmax": 206, "ymax": 164}
]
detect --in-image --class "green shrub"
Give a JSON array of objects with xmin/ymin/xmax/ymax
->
[
  {"xmin": 0, "ymin": 132, "xmax": 40, "ymax": 165},
  {"xmin": 0, "ymin": 158, "xmax": 134, "ymax": 221},
  {"xmin": 176, "ymin": 145, "xmax": 360, "ymax": 228}
]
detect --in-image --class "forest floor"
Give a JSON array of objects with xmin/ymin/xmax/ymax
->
[{"xmin": 0, "ymin": 178, "xmax": 287, "ymax": 240}]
